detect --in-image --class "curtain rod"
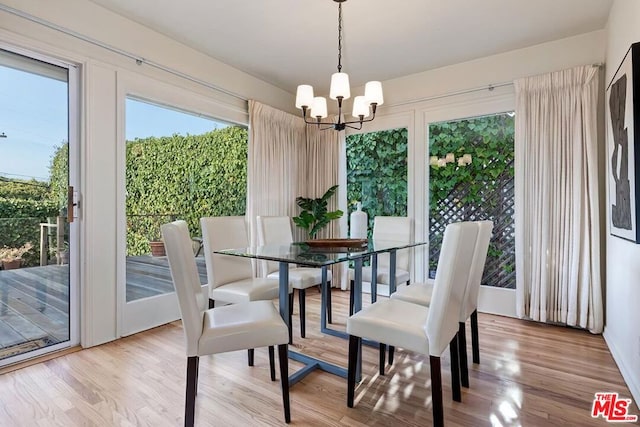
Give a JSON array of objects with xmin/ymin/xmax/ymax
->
[
  {"xmin": 0, "ymin": 4, "xmax": 247, "ymax": 102},
  {"xmin": 387, "ymin": 81, "xmax": 513, "ymax": 108},
  {"xmin": 388, "ymin": 63, "xmax": 603, "ymax": 108}
]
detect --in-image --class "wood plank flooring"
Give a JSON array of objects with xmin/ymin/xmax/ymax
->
[
  {"xmin": 0, "ymin": 265, "xmax": 69, "ymax": 354},
  {"xmin": 125, "ymin": 255, "xmax": 208, "ymax": 302},
  {"xmin": 0, "ymin": 289, "xmax": 636, "ymax": 426}
]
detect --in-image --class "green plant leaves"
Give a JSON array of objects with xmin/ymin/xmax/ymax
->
[
  {"xmin": 346, "ymin": 127, "xmax": 408, "ymax": 237},
  {"xmin": 121, "ymin": 127, "xmax": 248, "ymax": 255},
  {"xmin": 293, "ymin": 185, "xmax": 343, "ymax": 239}
]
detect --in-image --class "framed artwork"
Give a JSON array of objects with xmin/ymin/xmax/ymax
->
[{"xmin": 607, "ymin": 42, "xmax": 640, "ymax": 243}]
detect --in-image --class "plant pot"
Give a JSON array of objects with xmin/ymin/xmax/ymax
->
[
  {"xmin": 57, "ymin": 251, "xmax": 70, "ymax": 265},
  {"xmin": 2, "ymin": 259, "xmax": 22, "ymax": 270},
  {"xmin": 149, "ymin": 241, "xmax": 166, "ymax": 257}
]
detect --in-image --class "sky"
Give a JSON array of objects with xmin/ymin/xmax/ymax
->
[
  {"xmin": 0, "ymin": 66, "xmax": 67, "ymax": 181},
  {"xmin": 0, "ymin": 63, "xmax": 228, "ymax": 183}
]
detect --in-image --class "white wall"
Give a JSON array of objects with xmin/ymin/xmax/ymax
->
[
  {"xmin": 360, "ymin": 30, "xmax": 606, "ymax": 108},
  {"xmin": 0, "ymin": 0, "xmax": 295, "ymax": 347},
  {"xmin": 604, "ymin": 0, "xmax": 640, "ymax": 408}
]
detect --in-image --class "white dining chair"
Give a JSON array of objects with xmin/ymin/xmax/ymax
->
[
  {"xmin": 201, "ymin": 216, "xmax": 293, "ymax": 358},
  {"xmin": 256, "ymin": 216, "xmax": 333, "ymax": 341},
  {"xmin": 347, "ymin": 216, "xmax": 413, "ymax": 312},
  {"xmin": 346, "ymin": 221, "xmax": 478, "ymax": 427},
  {"xmin": 161, "ymin": 220, "xmax": 291, "ymax": 426},
  {"xmin": 391, "ymin": 220, "xmax": 493, "ymax": 387}
]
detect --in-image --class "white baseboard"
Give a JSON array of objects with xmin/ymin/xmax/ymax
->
[
  {"xmin": 360, "ymin": 282, "xmax": 390, "ymax": 297},
  {"xmin": 603, "ymin": 327, "xmax": 640, "ymax": 411},
  {"xmin": 478, "ymin": 286, "xmax": 517, "ymax": 317}
]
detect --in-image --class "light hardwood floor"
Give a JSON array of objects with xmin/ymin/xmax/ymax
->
[{"xmin": 0, "ymin": 289, "xmax": 636, "ymax": 426}]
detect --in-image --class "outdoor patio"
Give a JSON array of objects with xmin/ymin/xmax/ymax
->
[{"xmin": 0, "ymin": 256, "xmax": 207, "ymax": 359}]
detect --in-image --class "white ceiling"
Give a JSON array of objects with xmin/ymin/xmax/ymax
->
[{"xmin": 89, "ymin": 0, "xmax": 613, "ymax": 94}]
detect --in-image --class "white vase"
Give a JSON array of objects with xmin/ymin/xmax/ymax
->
[{"xmin": 350, "ymin": 202, "xmax": 368, "ymax": 239}]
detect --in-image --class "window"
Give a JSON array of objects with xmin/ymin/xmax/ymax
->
[
  {"xmin": 428, "ymin": 112, "xmax": 515, "ymax": 288},
  {"xmin": 124, "ymin": 97, "xmax": 247, "ymax": 301}
]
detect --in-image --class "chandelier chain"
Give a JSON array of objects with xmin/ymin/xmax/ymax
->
[{"xmin": 337, "ymin": 2, "xmax": 342, "ymax": 72}]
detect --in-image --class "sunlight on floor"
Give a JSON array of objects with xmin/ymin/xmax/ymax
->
[{"xmin": 490, "ymin": 387, "xmax": 524, "ymax": 427}]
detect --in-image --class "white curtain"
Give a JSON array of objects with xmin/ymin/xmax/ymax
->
[
  {"xmin": 247, "ymin": 100, "xmax": 344, "ymax": 284},
  {"xmin": 247, "ymin": 100, "xmax": 306, "ymax": 246},
  {"xmin": 514, "ymin": 65, "xmax": 603, "ymax": 333}
]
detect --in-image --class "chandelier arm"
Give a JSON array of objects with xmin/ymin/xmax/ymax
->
[
  {"xmin": 344, "ymin": 122, "xmax": 363, "ymax": 131},
  {"xmin": 302, "ymin": 116, "xmax": 340, "ymax": 126},
  {"xmin": 339, "ymin": 111, "xmax": 377, "ymax": 126}
]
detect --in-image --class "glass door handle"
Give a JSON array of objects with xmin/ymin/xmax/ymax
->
[{"xmin": 67, "ymin": 186, "xmax": 79, "ymax": 223}]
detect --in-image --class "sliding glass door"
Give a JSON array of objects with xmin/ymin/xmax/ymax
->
[{"xmin": 0, "ymin": 47, "xmax": 79, "ymax": 365}]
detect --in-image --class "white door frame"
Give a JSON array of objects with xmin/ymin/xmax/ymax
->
[
  {"xmin": 421, "ymin": 91, "xmax": 517, "ymax": 317},
  {"xmin": 116, "ymin": 72, "xmax": 246, "ymax": 336},
  {"xmin": 0, "ymin": 43, "xmax": 81, "ymax": 363}
]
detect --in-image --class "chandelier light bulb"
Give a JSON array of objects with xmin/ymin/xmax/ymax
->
[
  {"xmin": 364, "ymin": 81, "xmax": 384, "ymax": 106},
  {"xmin": 295, "ymin": 85, "xmax": 314, "ymax": 109},
  {"xmin": 310, "ymin": 97, "xmax": 328, "ymax": 119},
  {"xmin": 330, "ymin": 72, "xmax": 351, "ymax": 100},
  {"xmin": 352, "ymin": 96, "xmax": 370, "ymax": 118}
]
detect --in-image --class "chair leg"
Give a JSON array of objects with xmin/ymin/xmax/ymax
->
[
  {"xmin": 458, "ymin": 322, "xmax": 469, "ymax": 388},
  {"xmin": 208, "ymin": 299, "xmax": 215, "ymax": 309},
  {"xmin": 326, "ymin": 281, "xmax": 332, "ymax": 324},
  {"xmin": 185, "ymin": 356, "xmax": 199, "ymax": 427},
  {"xmin": 347, "ymin": 335, "xmax": 361, "ymax": 408},
  {"xmin": 406, "ymin": 280, "xmax": 410, "ymax": 286},
  {"xmin": 429, "ymin": 355, "xmax": 444, "ymax": 427},
  {"xmin": 194, "ymin": 355, "xmax": 199, "ymax": 396},
  {"xmin": 269, "ymin": 345, "xmax": 276, "ymax": 381},
  {"xmin": 277, "ymin": 344, "xmax": 291, "ymax": 423},
  {"xmin": 471, "ymin": 310, "xmax": 480, "ymax": 364},
  {"xmin": 349, "ymin": 281, "xmax": 354, "ymax": 316},
  {"xmin": 379, "ymin": 343, "xmax": 386, "ymax": 375},
  {"xmin": 449, "ymin": 335, "xmax": 461, "ymax": 402},
  {"xmin": 288, "ymin": 293, "xmax": 294, "ymax": 344},
  {"xmin": 388, "ymin": 346, "xmax": 395, "ymax": 366},
  {"xmin": 247, "ymin": 349, "xmax": 254, "ymax": 366},
  {"xmin": 299, "ymin": 288, "xmax": 306, "ymax": 338}
]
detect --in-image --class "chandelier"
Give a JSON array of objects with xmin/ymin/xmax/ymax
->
[{"xmin": 295, "ymin": 0, "xmax": 383, "ymax": 131}]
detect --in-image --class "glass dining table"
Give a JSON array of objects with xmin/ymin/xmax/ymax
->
[{"xmin": 214, "ymin": 239, "xmax": 426, "ymax": 385}]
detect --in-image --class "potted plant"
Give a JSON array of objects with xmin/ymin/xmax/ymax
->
[
  {"xmin": 0, "ymin": 242, "xmax": 33, "ymax": 270},
  {"xmin": 56, "ymin": 241, "xmax": 70, "ymax": 265},
  {"xmin": 149, "ymin": 239, "xmax": 166, "ymax": 257},
  {"xmin": 293, "ymin": 185, "xmax": 344, "ymax": 239}
]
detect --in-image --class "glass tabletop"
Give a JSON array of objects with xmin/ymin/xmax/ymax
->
[{"xmin": 214, "ymin": 239, "xmax": 427, "ymax": 267}]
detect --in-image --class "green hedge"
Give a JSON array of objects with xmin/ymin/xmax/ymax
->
[
  {"xmin": 125, "ymin": 126, "xmax": 248, "ymax": 255},
  {"xmin": 429, "ymin": 115, "xmax": 514, "ymax": 210},
  {"xmin": 0, "ymin": 197, "xmax": 59, "ymax": 267},
  {"xmin": 346, "ymin": 128, "xmax": 408, "ymax": 237},
  {"xmin": 0, "ymin": 178, "xmax": 50, "ymax": 200}
]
